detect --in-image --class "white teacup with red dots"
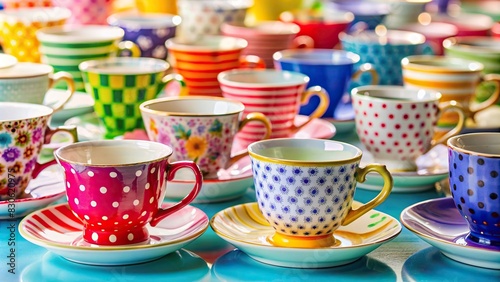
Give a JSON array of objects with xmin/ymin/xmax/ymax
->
[
  {"xmin": 54, "ymin": 140, "xmax": 203, "ymax": 246},
  {"xmin": 352, "ymin": 86, "xmax": 465, "ymax": 172}
]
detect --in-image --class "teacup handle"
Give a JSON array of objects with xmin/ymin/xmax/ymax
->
[
  {"xmin": 342, "ymin": 164, "xmax": 393, "ymax": 225},
  {"xmin": 239, "ymin": 55, "xmax": 266, "ymax": 69},
  {"xmin": 469, "ymin": 74, "xmax": 500, "ymax": 119},
  {"xmin": 161, "ymin": 73, "xmax": 189, "ymax": 96},
  {"xmin": 46, "ymin": 71, "xmax": 76, "ymax": 112},
  {"xmin": 117, "ymin": 41, "xmax": 142, "ymax": 57},
  {"xmin": 351, "ymin": 63, "xmax": 379, "ymax": 85},
  {"xmin": 150, "ymin": 161, "xmax": 203, "ymax": 226},
  {"xmin": 227, "ymin": 112, "xmax": 272, "ymax": 167},
  {"xmin": 289, "ymin": 86, "xmax": 330, "ymax": 133},
  {"xmin": 31, "ymin": 125, "xmax": 79, "ymax": 178},
  {"xmin": 430, "ymin": 101, "xmax": 466, "ymax": 148}
]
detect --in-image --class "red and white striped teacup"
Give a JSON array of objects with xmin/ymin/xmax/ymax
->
[{"xmin": 218, "ymin": 69, "xmax": 329, "ymax": 148}]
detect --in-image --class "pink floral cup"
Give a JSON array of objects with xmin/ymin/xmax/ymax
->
[
  {"xmin": 140, "ymin": 96, "xmax": 272, "ymax": 178},
  {"xmin": 54, "ymin": 139, "xmax": 203, "ymax": 246},
  {"xmin": 0, "ymin": 102, "xmax": 78, "ymax": 201}
]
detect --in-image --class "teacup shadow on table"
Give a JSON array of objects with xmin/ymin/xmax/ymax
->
[
  {"xmin": 21, "ymin": 249, "xmax": 211, "ymax": 282},
  {"xmin": 212, "ymin": 250, "xmax": 397, "ymax": 281},
  {"xmin": 402, "ymin": 247, "xmax": 500, "ymax": 282}
]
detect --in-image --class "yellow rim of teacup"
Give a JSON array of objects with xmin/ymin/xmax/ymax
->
[
  {"xmin": 248, "ymin": 138, "xmax": 362, "ymax": 167},
  {"xmin": 402, "ymin": 55, "xmax": 484, "ymax": 74},
  {"xmin": 140, "ymin": 96, "xmax": 246, "ymax": 117},
  {"xmin": 447, "ymin": 132, "xmax": 500, "ymax": 158}
]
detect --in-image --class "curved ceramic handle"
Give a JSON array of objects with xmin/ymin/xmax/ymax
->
[
  {"xmin": 430, "ymin": 101, "xmax": 466, "ymax": 147},
  {"xmin": 161, "ymin": 73, "xmax": 188, "ymax": 96},
  {"xmin": 351, "ymin": 63, "xmax": 379, "ymax": 85},
  {"xmin": 47, "ymin": 71, "xmax": 76, "ymax": 112},
  {"xmin": 239, "ymin": 55, "xmax": 266, "ymax": 69},
  {"xmin": 227, "ymin": 112, "xmax": 272, "ymax": 167},
  {"xmin": 117, "ymin": 40, "xmax": 142, "ymax": 57},
  {"xmin": 150, "ymin": 161, "xmax": 202, "ymax": 226},
  {"xmin": 470, "ymin": 74, "xmax": 500, "ymax": 119},
  {"xmin": 289, "ymin": 86, "xmax": 329, "ymax": 133},
  {"xmin": 342, "ymin": 164, "xmax": 393, "ymax": 225},
  {"xmin": 31, "ymin": 125, "xmax": 79, "ymax": 178}
]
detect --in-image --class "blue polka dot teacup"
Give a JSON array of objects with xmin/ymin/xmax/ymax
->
[
  {"xmin": 248, "ymin": 138, "xmax": 393, "ymax": 248},
  {"xmin": 448, "ymin": 133, "xmax": 500, "ymax": 249}
]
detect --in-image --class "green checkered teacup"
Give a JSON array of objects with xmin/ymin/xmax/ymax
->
[{"xmin": 79, "ymin": 57, "xmax": 183, "ymax": 138}]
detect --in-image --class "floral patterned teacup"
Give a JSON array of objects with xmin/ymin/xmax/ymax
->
[
  {"xmin": 0, "ymin": 102, "xmax": 78, "ymax": 201},
  {"xmin": 140, "ymin": 96, "xmax": 272, "ymax": 178}
]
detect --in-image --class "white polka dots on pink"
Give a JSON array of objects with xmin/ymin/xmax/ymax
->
[
  {"xmin": 123, "ymin": 186, "xmax": 130, "ymax": 193},
  {"xmin": 79, "ymin": 185, "xmax": 85, "ymax": 191},
  {"xmin": 112, "ymin": 202, "xmax": 119, "ymax": 208},
  {"xmin": 145, "ymin": 183, "xmax": 150, "ymax": 190},
  {"xmin": 90, "ymin": 201, "xmax": 97, "ymax": 207},
  {"xmin": 100, "ymin": 187, "xmax": 107, "ymax": 194},
  {"xmin": 110, "ymin": 172, "xmax": 118, "ymax": 178},
  {"xmin": 133, "ymin": 200, "xmax": 140, "ymax": 206},
  {"xmin": 87, "ymin": 171, "xmax": 94, "ymax": 177},
  {"xmin": 135, "ymin": 170, "xmax": 142, "ymax": 177}
]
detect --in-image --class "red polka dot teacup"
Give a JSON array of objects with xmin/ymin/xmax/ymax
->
[
  {"xmin": 54, "ymin": 140, "xmax": 203, "ymax": 246},
  {"xmin": 352, "ymin": 86, "xmax": 465, "ymax": 172}
]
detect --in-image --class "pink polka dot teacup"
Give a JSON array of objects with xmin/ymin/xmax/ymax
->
[
  {"xmin": 54, "ymin": 140, "xmax": 203, "ymax": 246},
  {"xmin": 352, "ymin": 86, "xmax": 466, "ymax": 172}
]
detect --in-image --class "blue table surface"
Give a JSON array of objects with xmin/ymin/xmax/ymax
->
[{"xmin": 1, "ymin": 132, "xmax": 499, "ymax": 282}]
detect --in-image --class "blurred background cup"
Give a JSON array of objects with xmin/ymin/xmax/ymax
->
[
  {"xmin": 0, "ymin": 102, "xmax": 78, "ymax": 201},
  {"xmin": 443, "ymin": 37, "xmax": 500, "ymax": 75},
  {"xmin": 218, "ymin": 69, "xmax": 329, "ymax": 148},
  {"xmin": 382, "ymin": 0, "xmax": 432, "ymax": 29},
  {"xmin": 447, "ymin": 132, "xmax": 500, "ymax": 250},
  {"xmin": 176, "ymin": 0, "xmax": 251, "ymax": 41},
  {"xmin": 36, "ymin": 25, "xmax": 141, "ymax": 91},
  {"xmin": 0, "ymin": 7, "xmax": 71, "ymax": 63},
  {"xmin": 352, "ymin": 86, "xmax": 465, "ymax": 172},
  {"xmin": 107, "ymin": 12, "xmax": 181, "ymax": 60},
  {"xmin": 492, "ymin": 22, "xmax": 500, "ymax": 39},
  {"xmin": 55, "ymin": 0, "xmax": 114, "ymax": 25},
  {"xmin": 399, "ymin": 21, "xmax": 458, "ymax": 55},
  {"xmin": 166, "ymin": 35, "xmax": 264, "ymax": 97},
  {"xmin": 339, "ymin": 28, "xmax": 432, "ymax": 86},
  {"xmin": 79, "ymin": 57, "xmax": 182, "ymax": 138},
  {"xmin": 273, "ymin": 49, "xmax": 378, "ymax": 122},
  {"xmin": 401, "ymin": 55, "xmax": 500, "ymax": 127},
  {"xmin": 2, "ymin": 0, "xmax": 53, "ymax": 9},
  {"xmin": 324, "ymin": 0, "xmax": 390, "ymax": 32},
  {"xmin": 140, "ymin": 96, "xmax": 271, "ymax": 178},
  {"xmin": 220, "ymin": 21, "xmax": 312, "ymax": 69},
  {"xmin": 135, "ymin": 0, "xmax": 177, "ymax": 14},
  {"xmin": 429, "ymin": 12, "xmax": 494, "ymax": 37},
  {"xmin": 0, "ymin": 62, "xmax": 75, "ymax": 112},
  {"xmin": 247, "ymin": 0, "xmax": 302, "ymax": 22}
]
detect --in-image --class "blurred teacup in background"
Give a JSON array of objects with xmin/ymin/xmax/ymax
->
[
  {"xmin": 0, "ymin": 62, "xmax": 75, "ymax": 112},
  {"xmin": 140, "ymin": 96, "xmax": 271, "ymax": 178},
  {"xmin": 399, "ymin": 21, "xmax": 458, "ymax": 55},
  {"xmin": 0, "ymin": 102, "xmax": 78, "ymax": 201},
  {"xmin": 2, "ymin": 0, "xmax": 53, "ymax": 9},
  {"xmin": 247, "ymin": 0, "xmax": 302, "ymax": 22},
  {"xmin": 443, "ymin": 37, "xmax": 500, "ymax": 75},
  {"xmin": 0, "ymin": 7, "xmax": 71, "ymax": 63},
  {"xmin": 135, "ymin": 0, "xmax": 177, "ymax": 14},
  {"xmin": 219, "ymin": 69, "xmax": 329, "ymax": 148},
  {"xmin": 107, "ymin": 12, "xmax": 181, "ymax": 60},
  {"xmin": 54, "ymin": 139, "xmax": 202, "ymax": 246},
  {"xmin": 248, "ymin": 138, "xmax": 393, "ymax": 248},
  {"xmin": 382, "ymin": 0, "xmax": 431, "ymax": 29},
  {"xmin": 56, "ymin": 0, "xmax": 114, "ymax": 25},
  {"xmin": 448, "ymin": 133, "xmax": 500, "ymax": 250},
  {"xmin": 166, "ymin": 35, "xmax": 264, "ymax": 97},
  {"xmin": 324, "ymin": 0, "xmax": 390, "ymax": 32},
  {"xmin": 274, "ymin": 49, "xmax": 378, "ymax": 122},
  {"xmin": 402, "ymin": 55, "xmax": 500, "ymax": 127},
  {"xmin": 37, "ymin": 25, "xmax": 141, "ymax": 91},
  {"xmin": 79, "ymin": 57, "xmax": 182, "ymax": 139},
  {"xmin": 352, "ymin": 86, "xmax": 465, "ymax": 172}
]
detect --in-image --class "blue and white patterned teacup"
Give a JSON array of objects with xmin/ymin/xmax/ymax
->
[
  {"xmin": 248, "ymin": 138, "xmax": 393, "ymax": 248},
  {"xmin": 340, "ymin": 29, "xmax": 433, "ymax": 86},
  {"xmin": 448, "ymin": 133, "xmax": 500, "ymax": 249},
  {"xmin": 107, "ymin": 12, "xmax": 181, "ymax": 60}
]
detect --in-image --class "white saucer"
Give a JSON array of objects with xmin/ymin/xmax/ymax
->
[
  {"xmin": 19, "ymin": 203, "xmax": 209, "ymax": 265},
  {"xmin": 401, "ymin": 197, "xmax": 500, "ymax": 269},
  {"xmin": 210, "ymin": 201, "xmax": 401, "ymax": 268},
  {"xmin": 46, "ymin": 90, "xmax": 95, "ymax": 122},
  {"xmin": 357, "ymin": 144, "xmax": 448, "ymax": 193},
  {"xmin": 0, "ymin": 165, "xmax": 65, "ymax": 219},
  {"xmin": 0, "ymin": 53, "xmax": 17, "ymax": 69}
]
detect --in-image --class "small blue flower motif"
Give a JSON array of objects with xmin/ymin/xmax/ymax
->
[
  {"xmin": 339, "ymin": 166, "xmax": 346, "ymax": 173},
  {"xmin": 325, "ymin": 186, "xmax": 333, "ymax": 195},
  {"xmin": 277, "ymin": 166, "xmax": 287, "ymax": 174},
  {"xmin": 309, "ymin": 187, "xmax": 319, "ymax": 197},
  {"xmin": 316, "ymin": 177, "xmax": 326, "ymax": 186},
  {"xmin": 333, "ymin": 196, "xmax": 340, "ymax": 204},
  {"xmin": 308, "ymin": 168, "xmax": 318, "ymax": 176},
  {"xmin": 265, "ymin": 165, "xmax": 272, "ymax": 172},
  {"xmin": 338, "ymin": 184, "xmax": 345, "ymax": 193},
  {"xmin": 258, "ymin": 182, "xmax": 264, "ymax": 188},
  {"xmin": 333, "ymin": 177, "xmax": 339, "ymax": 183},
  {"xmin": 291, "ymin": 216, "xmax": 298, "ymax": 222},
  {"xmin": 338, "ymin": 205, "xmax": 344, "ymax": 211},
  {"xmin": 286, "ymin": 177, "xmax": 296, "ymax": 185},
  {"xmin": 298, "ymin": 225, "xmax": 305, "ymax": 230},
  {"xmin": 0, "ymin": 133, "xmax": 13, "ymax": 148},
  {"xmin": 301, "ymin": 177, "xmax": 311, "ymax": 186},
  {"xmin": 264, "ymin": 193, "xmax": 269, "ymax": 199},
  {"xmin": 274, "ymin": 195, "xmax": 282, "ymax": 202},
  {"xmin": 318, "ymin": 216, "xmax": 325, "ymax": 223},
  {"xmin": 282, "ymin": 206, "xmax": 290, "ymax": 214},
  {"xmin": 262, "ymin": 174, "xmax": 268, "ymax": 180},
  {"xmin": 326, "ymin": 207, "xmax": 333, "ymax": 213},
  {"xmin": 256, "ymin": 162, "xmax": 260, "ymax": 169},
  {"xmin": 272, "ymin": 174, "xmax": 281, "ymax": 183},
  {"xmin": 277, "ymin": 215, "xmax": 283, "ymax": 220},
  {"xmin": 295, "ymin": 187, "xmax": 304, "ymax": 196},
  {"xmin": 296, "ymin": 208, "xmax": 305, "ymax": 215},
  {"xmin": 288, "ymin": 196, "xmax": 298, "ymax": 204},
  {"xmin": 270, "ymin": 204, "xmax": 276, "ymax": 210},
  {"xmin": 268, "ymin": 184, "xmax": 275, "ymax": 191},
  {"xmin": 304, "ymin": 197, "xmax": 313, "ymax": 206},
  {"xmin": 325, "ymin": 168, "xmax": 333, "ymax": 175},
  {"xmin": 305, "ymin": 217, "xmax": 312, "ymax": 223},
  {"xmin": 312, "ymin": 208, "xmax": 319, "ymax": 215},
  {"xmin": 319, "ymin": 197, "xmax": 326, "ymax": 205},
  {"xmin": 259, "ymin": 201, "xmax": 265, "ymax": 208},
  {"xmin": 292, "ymin": 167, "xmax": 303, "ymax": 175},
  {"xmin": 345, "ymin": 175, "xmax": 350, "ymax": 182},
  {"xmin": 280, "ymin": 185, "xmax": 288, "ymax": 194},
  {"xmin": 256, "ymin": 190, "xmax": 260, "ymax": 197},
  {"xmin": 351, "ymin": 164, "xmax": 356, "ymax": 169}
]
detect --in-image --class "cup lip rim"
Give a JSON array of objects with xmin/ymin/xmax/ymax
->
[
  {"xmin": 447, "ymin": 133, "xmax": 500, "ymax": 158},
  {"xmin": 401, "ymin": 55, "xmax": 484, "ymax": 73},
  {"xmin": 107, "ymin": 12, "xmax": 182, "ymax": 29},
  {"xmin": 273, "ymin": 49, "xmax": 360, "ymax": 65},
  {"xmin": 140, "ymin": 96, "xmax": 245, "ymax": 117},
  {"xmin": 0, "ymin": 62, "xmax": 54, "ymax": 78},
  {"xmin": 443, "ymin": 36, "xmax": 500, "ymax": 53},
  {"xmin": 218, "ymin": 69, "xmax": 309, "ymax": 87},
  {"xmin": 165, "ymin": 35, "xmax": 248, "ymax": 51},
  {"xmin": 220, "ymin": 21, "xmax": 301, "ymax": 35},
  {"xmin": 54, "ymin": 139, "xmax": 173, "ymax": 166},
  {"xmin": 248, "ymin": 138, "xmax": 363, "ymax": 166},
  {"xmin": 0, "ymin": 7, "xmax": 71, "ymax": 22},
  {"xmin": 351, "ymin": 85, "xmax": 442, "ymax": 103},
  {"xmin": 36, "ymin": 25, "xmax": 125, "ymax": 43},
  {"xmin": 339, "ymin": 29, "xmax": 427, "ymax": 45},
  {"xmin": 78, "ymin": 57, "xmax": 170, "ymax": 75},
  {"xmin": 0, "ymin": 102, "xmax": 53, "ymax": 121}
]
